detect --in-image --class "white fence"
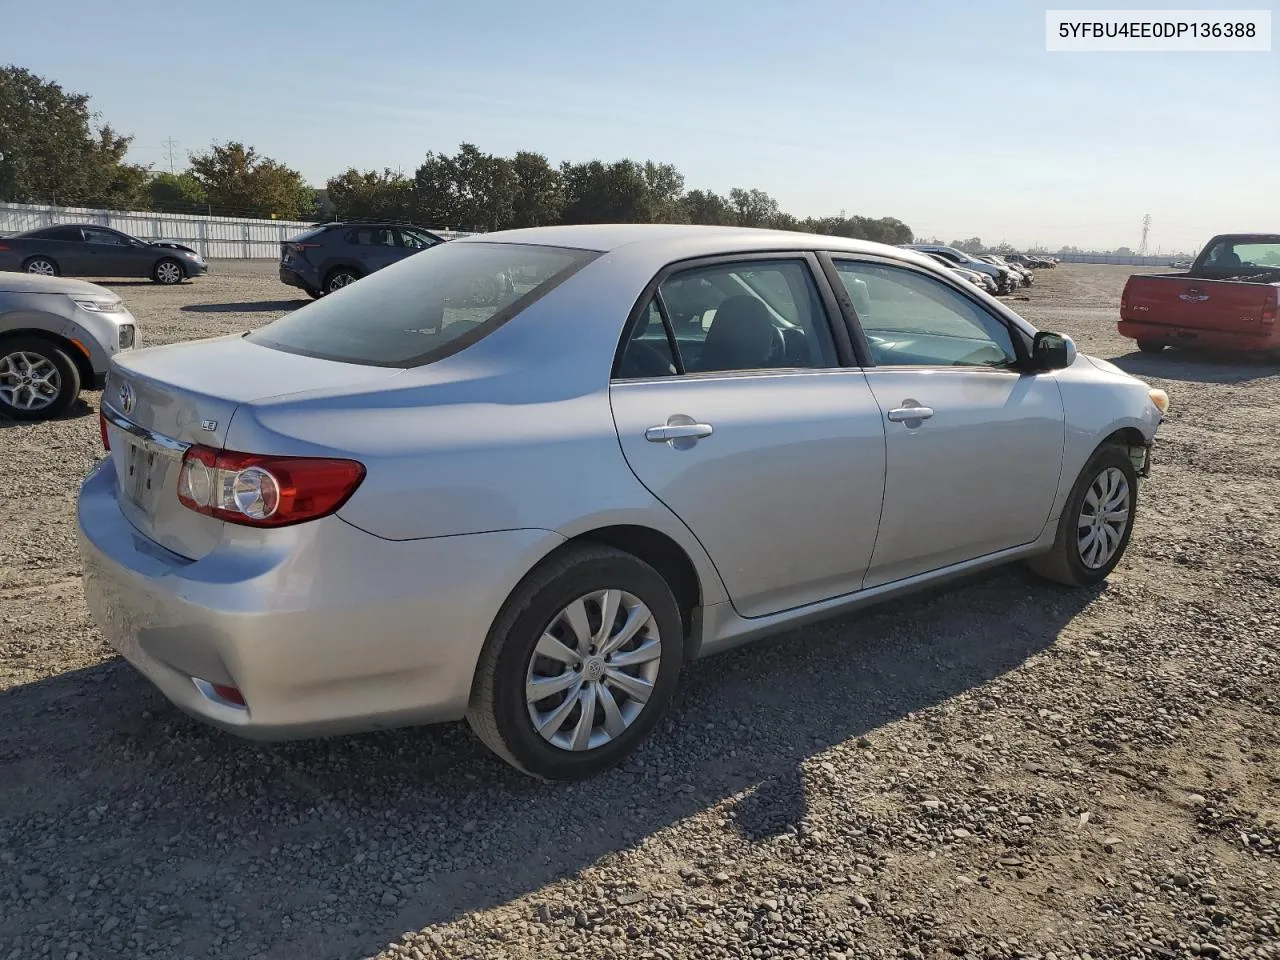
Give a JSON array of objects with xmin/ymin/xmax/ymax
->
[{"xmin": 0, "ymin": 202, "xmax": 472, "ymax": 259}]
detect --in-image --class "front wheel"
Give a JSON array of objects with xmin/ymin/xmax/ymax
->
[
  {"xmin": 0, "ymin": 336, "xmax": 82, "ymax": 421},
  {"xmin": 467, "ymin": 545, "xmax": 684, "ymax": 780},
  {"xmin": 152, "ymin": 258, "xmax": 185, "ymax": 284},
  {"xmin": 1027, "ymin": 445, "xmax": 1138, "ymax": 586}
]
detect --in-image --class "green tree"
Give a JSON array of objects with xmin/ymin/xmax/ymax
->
[
  {"xmin": 681, "ymin": 189, "xmax": 733, "ymax": 226},
  {"xmin": 728, "ymin": 187, "xmax": 780, "ymax": 227},
  {"xmin": 0, "ymin": 65, "xmax": 149, "ymax": 208},
  {"xmin": 509, "ymin": 151, "xmax": 562, "ymax": 228},
  {"xmin": 325, "ymin": 167, "xmax": 413, "ymax": 221},
  {"xmin": 147, "ymin": 171, "xmax": 207, "ymax": 211},
  {"xmin": 950, "ymin": 237, "xmax": 984, "ymax": 253},
  {"xmin": 189, "ymin": 141, "xmax": 314, "ymax": 219},
  {"xmin": 413, "ymin": 143, "xmax": 516, "ymax": 230}
]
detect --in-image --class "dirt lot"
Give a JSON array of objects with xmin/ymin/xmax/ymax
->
[{"xmin": 1, "ymin": 262, "xmax": 1277, "ymax": 960}]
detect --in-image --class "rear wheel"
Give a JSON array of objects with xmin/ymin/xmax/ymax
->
[
  {"xmin": 0, "ymin": 336, "xmax": 82, "ymax": 421},
  {"xmin": 467, "ymin": 544, "xmax": 684, "ymax": 780},
  {"xmin": 23, "ymin": 257, "xmax": 59, "ymax": 277},
  {"xmin": 1137, "ymin": 339, "xmax": 1166, "ymax": 354},
  {"xmin": 1027, "ymin": 445, "xmax": 1138, "ymax": 587},
  {"xmin": 324, "ymin": 268, "xmax": 361, "ymax": 293},
  {"xmin": 152, "ymin": 258, "xmax": 185, "ymax": 285}
]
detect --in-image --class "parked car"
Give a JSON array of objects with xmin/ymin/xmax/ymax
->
[
  {"xmin": 902, "ymin": 244, "xmax": 1019, "ymax": 293},
  {"xmin": 279, "ymin": 221, "xmax": 447, "ymax": 297},
  {"xmin": 1119, "ymin": 233, "xmax": 1280, "ymax": 354},
  {"xmin": 979, "ymin": 254, "xmax": 1033, "ymax": 287},
  {"xmin": 925, "ymin": 252, "xmax": 998, "ymax": 293},
  {"xmin": 0, "ymin": 224, "xmax": 207, "ymax": 284},
  {"xmin": 79, "ymin": 224, "xmax": 1169, "ymax": 779},
  {"xmin": 1, "ymin": 273, "xmax": 138, "ymax": 420}
]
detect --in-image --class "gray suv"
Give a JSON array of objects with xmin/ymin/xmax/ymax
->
[
  {"xmin": 279, "ymin": 222, "xmax": 445, "ymax": 297},
  {"xmin": 0, "ymin": 273, "xmax": 137, "ymax": 421}
]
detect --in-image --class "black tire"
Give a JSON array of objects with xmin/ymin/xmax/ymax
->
[
  {"xmin": 306, "ymin": 289, "xmax": 324, "ymax": 300},
  {"xmin": 0, "ymin": 335, "xmax": 82, "ymax": 421},
  {"xmin": 152, "ymin": 258, "xmax": 185, "ymax": 285},
  {"xmin": 466, "ymin": 544, "xmax": 684, "ymax": 780},
  {"xmin": 1027, "ymin": 445, "xmax": 1139, "ymax": 587},
  {"xmin": 324, "ymin": 268, "xmax": 362, "ymax": 294},
  {"xmin": 1137, "ymin": 340, "xmax": 1166, "ymax": 354},
  {"xmin": 23, "ymin": 256, "xmax": 60, "ymax": 277}
]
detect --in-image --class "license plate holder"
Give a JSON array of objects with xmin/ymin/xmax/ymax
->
[{"xmin": 124, "ymin": 438, "xmax": 159, "ymax": 510}]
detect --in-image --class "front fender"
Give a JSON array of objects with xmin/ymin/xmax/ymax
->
[{"xmin": 1048, "ymin": 358, "xmax": 1163, "ymax": 522}]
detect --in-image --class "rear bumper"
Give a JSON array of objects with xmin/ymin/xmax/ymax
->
[
  {"xmin": 279, "ymin": 265, "xmax": 317, "ymax": 293},
  {"xmin": 1118, "ymin": 319, "xmax": 1279, "ymax": 352},
  {"xmin": 76, "ymin": 457, "xmax": 563, "ymax": 740}
]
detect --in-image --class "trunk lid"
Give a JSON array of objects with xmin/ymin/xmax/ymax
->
[
  {"xmin": 1122, "ymin": 274, "xmax": 1276, "ymax": 334},
  {"xmin": 103, "ymin": 334, "xmax": 404, "ymax": 560}
]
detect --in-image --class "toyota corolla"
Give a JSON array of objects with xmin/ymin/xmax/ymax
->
[{"xmin": 77, "ymin": 224, "xmax": 1169, "ymax": 779}]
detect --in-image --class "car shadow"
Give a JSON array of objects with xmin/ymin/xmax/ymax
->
[
  {"xmin": 0, "ymin": 566, "xmax": 1099, "ymax": 959},
  {"xmin": 181, "ymin": 300, "xmax": 309, "ymax": 314},
  {"xmin": 1109, "ymin": 348, "xmax": 1280, "ymax": 385},
  {"xmin": 0, "ymin": 397, "xmax": 95, "ymax": 429}
]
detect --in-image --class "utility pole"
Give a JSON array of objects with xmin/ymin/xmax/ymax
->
[{"xmin": 162, "ymin": 138, "xmax": 180, "ymax": 174}]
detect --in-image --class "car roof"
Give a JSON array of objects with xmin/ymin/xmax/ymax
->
[{"xmin": 451, "ymin": 222, "xmax": 919, "ymax": 260}]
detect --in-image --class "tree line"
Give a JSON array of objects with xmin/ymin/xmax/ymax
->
[{"xmin": 0, "ymin": 64, "xmax": 912, "ymax": 244}]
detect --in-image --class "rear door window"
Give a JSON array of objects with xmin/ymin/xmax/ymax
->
[
  {"xmin": 616, "ymin": 259, "xmax": 838, "ymax": 377},
  {"xmin": 346, "ymin": 227, "xmax": 397, "ymax": 247},
  {"xmin": 248, "ymin": 241, "xmax": 596, "ymax": 367},
  {"xmin": 30, "ymin": 226, "xmax": 84, "ymax": 242}
]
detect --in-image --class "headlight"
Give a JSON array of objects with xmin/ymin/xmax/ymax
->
[
  {"xmin": 72, "ymin": 297, "xmax": 125, "ymax": 313},
  {"xmin": 1149, "ymin": 388, "xmax": 1170, "ymax": 416}
]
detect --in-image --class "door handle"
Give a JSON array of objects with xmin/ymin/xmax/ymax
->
[
  {"xmin": 646, "ymin": 423, "xmax": 714, "ymax": 443},
  {"xmin": 887, "ymin": 406, "xmax": 934, "ymax": 423}
]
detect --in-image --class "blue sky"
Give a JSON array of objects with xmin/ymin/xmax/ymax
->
[{"xmin": 4, "ymin": 0, "xmax": 1276, "ymax": 250}]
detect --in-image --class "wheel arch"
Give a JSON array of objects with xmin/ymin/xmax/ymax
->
[
  {"xmin": 539, "ymin": 524, "xmax": 706, "ymax": 660},
  {"xmin": 153, "ymin": 255, "xmax": 187, "ymax": 279},
  {"xmin": 0, "ymin": 327, "xmax": 95, "ymax": 387},
  {"xmin": 21, "ymin": 254, "xmax": 60, "ymax": 274}
]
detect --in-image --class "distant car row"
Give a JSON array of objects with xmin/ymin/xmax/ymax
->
[{"xmin": 900, "ymin": 244, "xmax": 1056, "ymax": 295}]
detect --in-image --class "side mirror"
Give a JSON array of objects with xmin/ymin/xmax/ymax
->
[{"xmin": 1032, "ymin": 331, "xmax": 1076, "ymax": 370}]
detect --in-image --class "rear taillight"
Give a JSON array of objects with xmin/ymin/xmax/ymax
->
[
  {"xmin": 176, "ymin": 445, "xmax": 365, "ymax": 527},
  {"xmin": 99, "ymin": 411, "xmax": 111, "ymax": 451},
  {"xmin": 1263, "ymin": 288, "xmax": 1278, "ymax": 325}
]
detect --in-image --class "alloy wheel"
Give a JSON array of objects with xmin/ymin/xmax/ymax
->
[
  {"xmin": 0, "ymin": 351, "xmax": 61, "ymax": 412},
  {"xmin": 156, "ymin": 261, "xmax": 183, "ymax": 284},
  {"xmin": 525, "ymin": 589, "xmax": 662, "ymax": 752},
  {"xmin": 26, "ymin": 259, "xmax": 56, "ymax": 276}
]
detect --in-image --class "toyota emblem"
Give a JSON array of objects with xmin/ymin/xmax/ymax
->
[{"xmin": 117, "ymin": 381, "xmax": 135, "ymax": 415}]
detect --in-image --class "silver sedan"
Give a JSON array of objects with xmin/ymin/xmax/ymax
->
[{"xmin": 77, "ymin": 225, "xmax": 1169, "ymax": 779}]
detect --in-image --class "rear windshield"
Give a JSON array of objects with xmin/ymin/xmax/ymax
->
[
  {"xmin": 248, "ymin": 241, "xmax": 596, "ymax": 367},
  {"xmin": 287, "ymin": 225, "xmax": 330, "ymax": 243}
]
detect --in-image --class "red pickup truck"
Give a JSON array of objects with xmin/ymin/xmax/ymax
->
[{"xmin": 1119, "ymin": 233, "xmax": 1280, "ymax": 354}]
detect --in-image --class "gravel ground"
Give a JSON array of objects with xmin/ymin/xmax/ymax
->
[{"xmin": 1, "ymin": 261, "xmax": 1276, "ymax": 960}]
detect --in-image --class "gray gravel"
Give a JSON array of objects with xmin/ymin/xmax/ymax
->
[{"xmin": 1, "ymin": 261, "xmax": 1277, "ymax": 960}]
